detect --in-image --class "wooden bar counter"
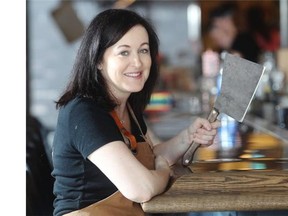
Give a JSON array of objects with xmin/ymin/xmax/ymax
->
[
  {"xmin": 141, "ymin": 169, "xmax": 288, "ymax": 213},
  {"xmin": 143, "ymin": 114, "xmax": 288, "ymax": 213}
]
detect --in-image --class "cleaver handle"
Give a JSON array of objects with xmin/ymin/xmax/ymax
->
[{"xmin": 182, "ymin": 108, "xmax": 219, "ymax": 166}]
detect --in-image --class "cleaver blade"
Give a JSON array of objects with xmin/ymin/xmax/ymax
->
[
  {"xmin": 214, "ymin": 53, "xmax": 265, "ymax": 122},
  {"xmin": 182, "ymin": 53, "xmax": 265, "ymax": 166}
]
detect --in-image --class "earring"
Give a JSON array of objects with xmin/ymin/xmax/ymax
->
[{"xmin": 97, "ymin": 64, "xmax": 102, "ymax": 70}]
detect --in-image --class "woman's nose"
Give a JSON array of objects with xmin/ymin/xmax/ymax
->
[{"xmin": 132, "ymin": 53, "xmax": 142, "ymax": 68}]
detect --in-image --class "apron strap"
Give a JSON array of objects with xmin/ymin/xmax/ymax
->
[
  {"xmin": 127, "ymin": 104, "xmax": 154, "ymax": 150},
  {"xmin": 110, "ymin": 110, "xmax": 137, "ymax": 153}
]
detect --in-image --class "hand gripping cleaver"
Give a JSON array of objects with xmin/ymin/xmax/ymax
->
[{"xmin": 182, "ymin": 53, "xmax": 265, "ymax": 166}]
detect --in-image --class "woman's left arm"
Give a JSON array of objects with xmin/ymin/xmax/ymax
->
[{"xmin": 149, "ymin": 118, "xmax": 220, "ymax": 166}]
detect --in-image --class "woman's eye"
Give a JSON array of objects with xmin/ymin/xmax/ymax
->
[
  {"xmin": 140, "ymin": 48, "xmax": 149, "ymax": 54},
  {"xmin": 120, "ymin": 51, "xmax": 129, "ymax": 56}
]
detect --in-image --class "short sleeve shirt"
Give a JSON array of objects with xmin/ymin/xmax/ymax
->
[{"xmin": 52, "ymin": 97, "xmax": 147, "ymax": 216}]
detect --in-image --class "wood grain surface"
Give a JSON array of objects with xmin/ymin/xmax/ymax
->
[{"xmin": 141, "ymin": 170, "xmax": 288, "ymax": 213}]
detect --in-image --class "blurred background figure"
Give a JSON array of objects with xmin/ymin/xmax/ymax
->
[
  {"xmin": 246, "ymin": 6, "xmax": 280, "ymax": 53},
  {"xmin": 207, "ymin": 3, "xmax": 260, "ymax": 62}
]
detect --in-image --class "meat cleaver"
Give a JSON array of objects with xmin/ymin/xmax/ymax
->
[{"xmin": 182, "ymin": 53, "xmax": 265, "ymax": 166}]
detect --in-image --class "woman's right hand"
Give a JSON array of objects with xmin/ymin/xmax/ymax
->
[{"xmin": 186, "ymin": 117, "xmax": 220, "ymax": 147}]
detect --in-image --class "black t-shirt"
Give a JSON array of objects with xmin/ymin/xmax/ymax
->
[{"xmin": 52, "ymin": 97, "xmax": 147, "ymax": 216}]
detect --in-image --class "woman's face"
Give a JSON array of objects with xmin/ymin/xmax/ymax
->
[
  {"xmin": 99, "ymin": 25, "xmax": 151, "ymax": 100},
  {"xmin": 209, "ymin": 17, "xmax": 235, "ymax": 49}
]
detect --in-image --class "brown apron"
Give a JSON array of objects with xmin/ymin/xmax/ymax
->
[{"xmin": 64, "ymin": 106, "xmax": 155, "ymax": 216}]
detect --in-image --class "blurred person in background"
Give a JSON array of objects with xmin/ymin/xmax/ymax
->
[{"xmin": 208, "ymin": 3, "xmax": 260, "ymax": 62}]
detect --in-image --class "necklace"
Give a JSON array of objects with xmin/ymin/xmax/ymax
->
[{"xmin": 115, "ymin": 105, "xmax": 127, "ymax": 125}]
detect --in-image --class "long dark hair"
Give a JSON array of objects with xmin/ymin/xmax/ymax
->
[{"xmin": 56, "ymin": 9, "xmax": 159, "ymax": 116}]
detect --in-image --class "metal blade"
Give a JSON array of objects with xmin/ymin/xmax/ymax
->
[{"xmin": 214, "ymin": 53, "xmax": 265, "ymax": 122}]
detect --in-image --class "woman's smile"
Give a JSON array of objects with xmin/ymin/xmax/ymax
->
[{"xmin": 124, "ymin": 71, "xmax": 143, "ymax": 78}]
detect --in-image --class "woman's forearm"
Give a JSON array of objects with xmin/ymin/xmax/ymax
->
[
  {"xmin": 153, "ymin": 129, "xmax": 190, "ymax": 166},
  {"xmin": 151, "ymin": 117, "xmax": 220, "ymax": 166}
]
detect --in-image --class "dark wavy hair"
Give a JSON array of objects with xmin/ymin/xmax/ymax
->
[{"xmin": 56, "ymin": 9, "xmax": 159, "ymax": 116}]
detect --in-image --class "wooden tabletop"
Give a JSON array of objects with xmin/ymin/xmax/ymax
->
[
  {"xmin": 141, "ymin": 169, "xmax": 288, "ymax": 213},
  {"xmin": 144, "ymin": 112, "xmax": 288, "ymax": 213}
]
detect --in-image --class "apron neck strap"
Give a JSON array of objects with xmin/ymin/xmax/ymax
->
[
  {"xmin": 127, "ymin": 104, "xmax": 153, "ymax": 149},
  {"xmin": 110, "ymin": 109, "xmax": 137, "ymax": 153}
]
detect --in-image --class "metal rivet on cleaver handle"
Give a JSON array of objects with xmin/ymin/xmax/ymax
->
[{"xmin": 182, "ymin": 108, "xmax": 219, "ymax": 166}]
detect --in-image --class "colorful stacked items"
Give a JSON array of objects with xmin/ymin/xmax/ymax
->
[{"xmin": 145, "ymin": 91, "xmax": 173, "ymax": 113}]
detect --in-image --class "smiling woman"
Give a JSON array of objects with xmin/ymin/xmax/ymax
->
[
  {"xmin": 51, "ymin": 8, "xmax": 220, "ymax": 216},
  {"xmin": 99, "ymin": 25, "xmax": 152, "ymax": 97}
]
